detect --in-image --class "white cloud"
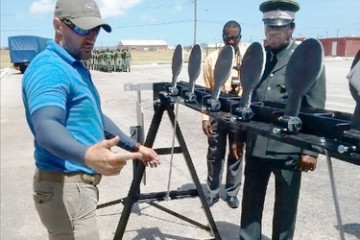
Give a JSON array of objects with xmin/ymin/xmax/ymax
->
[
  {"xmin": 98, "ymin": 0, "xmax": 143, "ymax": 19},
  {"xmin": 175, "ymin": 3, "xmax": 182, "ymax": 12},
  {"xmin": 15, "ymin": 12, "xmax": 27, "ymax": 20},
  {"xmin": 141, "ymin": 14, "xmax": 155, "ymax": 23},
  {"xmin": 29, "ymin": 0, "xmax": 55, "ymax": 15}
]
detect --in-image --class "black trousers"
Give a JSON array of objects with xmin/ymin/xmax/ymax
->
[
  {"xmin": 206, "ymin": 118, "xmax": 242, "ymax": 198},
  {"xmin": 239, "ymin": 155, "xmax": 301, "ymax": 240}
]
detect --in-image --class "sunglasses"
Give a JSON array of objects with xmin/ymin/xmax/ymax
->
[
  {"xmin": 62, "ymin": 19, "xmax": 100, "ymax": 36},
  {"xmin": 223, "ymin": 34, "xmax": 241, "ymax": 42}
]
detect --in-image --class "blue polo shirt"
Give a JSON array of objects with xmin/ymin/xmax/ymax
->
[{"xmin": 22, "ymin": 40, "xmax": 104, "ymax": 174}]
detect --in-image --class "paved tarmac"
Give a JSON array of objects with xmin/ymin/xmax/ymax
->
[{"xmin": 1, "ymin": 57, "xmax": 359, "ymax": 240}]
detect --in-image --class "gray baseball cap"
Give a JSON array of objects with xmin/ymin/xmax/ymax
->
[{"xmin": 55, "ymin": 0, "xmax": 111, "ymax": 33}]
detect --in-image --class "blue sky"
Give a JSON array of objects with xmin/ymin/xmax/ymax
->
[{"xmin": 1, "ymin": 0, "xmax": 360, "ymax": 48}]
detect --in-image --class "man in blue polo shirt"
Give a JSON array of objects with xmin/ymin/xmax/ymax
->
[{"xmin": 22, "ymin": 0, "xmax": 160, "ymax": 239}]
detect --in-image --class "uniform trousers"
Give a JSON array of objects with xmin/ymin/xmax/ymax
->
[
  {"xmin": 206, "ymin": 118, "xmax": 242, "ymax": 198},
  {"xmin": 33, "ymin": 170, "xmax": 100, "ymax": 240},
  {"xmin": 239, "ymin": 155, "xmax": 301, "ymax": 240}
]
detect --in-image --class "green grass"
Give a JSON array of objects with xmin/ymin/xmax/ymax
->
[
  {"xmin": 131, "ymin": 50, "xmax": 175, "ymax": 65},
  {"xmin": 0, "ymin": 49, "xmax": 182, "ymax": 68},
  {"xmin": 1, "ymin": 50, "xmax": 14, "ymax": 69}
]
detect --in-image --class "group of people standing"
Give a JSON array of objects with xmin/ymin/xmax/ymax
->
[
  {"xmin": 21, "ymin": 0, "xmax": 328, "ymax": 239},
  {"xmin": 84, "ymin": 48, "xmax": 131, "ymax": 72}
]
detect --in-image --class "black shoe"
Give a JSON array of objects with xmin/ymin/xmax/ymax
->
[
  {"xmin": 226, "ymin": 196, "xmax": 239, "ymax": 208},
  {"xmin": 206, "ymin": 196, "xmax": 219, "ymax": 207}
]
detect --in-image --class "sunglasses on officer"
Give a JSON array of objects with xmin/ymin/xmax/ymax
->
[
  {"xmin": 222, "ymin": 34, "xmax": 241, "ymax": 42},
  {"xmin": 61, "ymin": 19, "xmax": 100, "ymax": 36}
]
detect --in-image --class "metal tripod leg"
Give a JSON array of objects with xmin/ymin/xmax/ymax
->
[
  {"xmin": 113, "ymin": 103, "xmax": 166, "ymax": 240},
  {"xmin": 325, "ymin": 150, "xmax": 345, "ymax": 240},
  {"xmin": 113, "ymin": 101, "xmax": 221, "ymax": 239}
]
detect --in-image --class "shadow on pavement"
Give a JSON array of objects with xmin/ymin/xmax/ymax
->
[
  {"xmin": 130, "ymin": 227, "xmax": 208, "ymax": 240},
  {"xmin": 341, "ymin": 223, "xmax": 360, "ymax": 239}
]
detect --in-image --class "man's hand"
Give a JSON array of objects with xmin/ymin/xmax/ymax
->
[
  {"xmin": 84, "ymin": 136, "xmax": 142, "ymax": 176},
  {"xmin": 137, "ymin": 145, "xmax": 160, "ymax": 168},
  {"xmin": 297, "ymin": 154, "xmax": 317, "ymax": 172},
  {"xmin": 202, "ymin": 120, "xmax": 213, "ymax": 137},
  {"xmin": 229, "ymin": 141, "xmax": 244, "ymax": 161}
]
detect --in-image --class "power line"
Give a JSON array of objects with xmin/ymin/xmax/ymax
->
[{"xmin": 112, "ymin": 20, "xmax": 193, "ymax": 29}]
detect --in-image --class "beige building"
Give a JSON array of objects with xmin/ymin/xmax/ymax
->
[{"xmin": 117, "ymin": 40, "xmax": 168, "ymax": 51}]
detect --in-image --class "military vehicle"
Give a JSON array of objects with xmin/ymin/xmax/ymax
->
[{"xmin": 8, "ymin": 35, "xmax": 50, "ymax": 74}]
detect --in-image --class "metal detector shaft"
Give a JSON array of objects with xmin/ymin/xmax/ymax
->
[{"xmin": 165, "ymin": 101, "xmax": 180, "ymax": 200}]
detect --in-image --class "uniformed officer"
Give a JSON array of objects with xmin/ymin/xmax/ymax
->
[
  {"xmin": 239, "ymin": 1, "xmax": 326, "ymax": 239},
  {"xmin": 98, "ymin": 50, "xmax": 105, "ymax": 71},
  {"xmin": 104, "ymin": 48, "xmax": 112, "ymax": 72},
  {"xmin": 113, "ymin": 48, "xmax": 122, "ymax": 72},
  {"xmin": 125, "ymin": 48, "xmax": 131, "ymax": 72},
  {"xmin": 121, "ymin": 49, "xmax": 127, "ymax": 71},
  {"xmin": 93, "ymin": 49, "xmax": 99, "ymax": 70}
]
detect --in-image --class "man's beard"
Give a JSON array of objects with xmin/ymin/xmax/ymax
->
[
  {"xmin": 266, "ymin": 32, "xmax": 290, "ymax": 51},
  {"xmin": 63, "ymin": 42, "xmax": 91, "ymax": 60}
]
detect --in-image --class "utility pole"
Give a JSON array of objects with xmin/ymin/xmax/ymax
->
[{"xmin": 193, "ymin": 0, "xmax": 197, "ymax": 45}]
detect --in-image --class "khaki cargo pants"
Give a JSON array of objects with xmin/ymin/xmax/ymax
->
[{"xmin": 33, "ymin": 170, "xmax": 101, "ymax": 240}]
